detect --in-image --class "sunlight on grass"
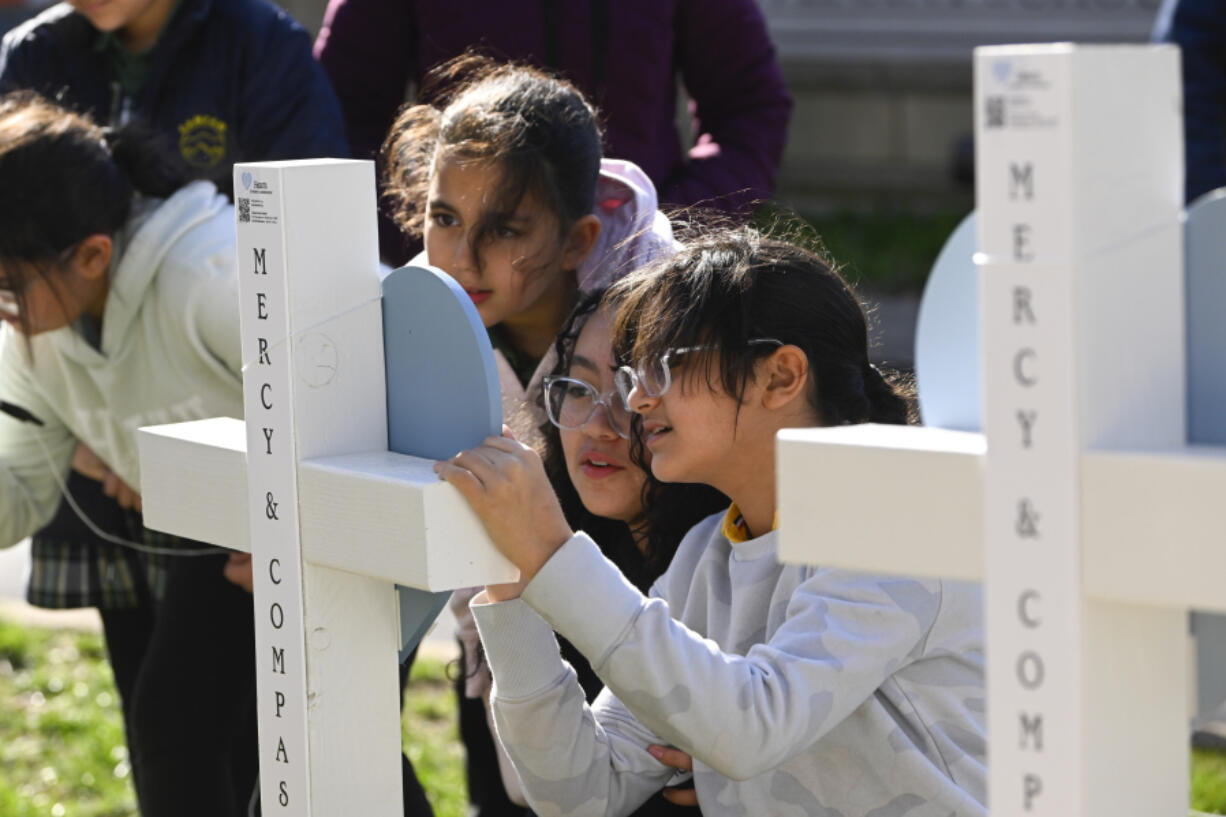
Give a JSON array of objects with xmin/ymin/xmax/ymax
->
[
  {"xmin": 1194, "ymin": 749, "xmax": 1226, "ymax": 815},
  {"xmin": 0, "ymin": 618, "xmax": 135, "ymax": 817},
  {"xmin": 3, "ymin": 614, "xmax": 1225, "ymax": 816},
  {"xmin": 405, "ymin": 651, "xmax": 466, "ymax": 817}
]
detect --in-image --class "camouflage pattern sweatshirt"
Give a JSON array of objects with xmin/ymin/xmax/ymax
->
[{"xmin": 471, "ymin": 508, "xmax": 988, "ymax": 817}]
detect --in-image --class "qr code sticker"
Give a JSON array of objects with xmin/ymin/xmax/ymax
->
[
  {"xmin": 985, "ymin": 97, "xmax": 1005, "ymax": 128},
  {"xmin": 238, "ymin": 197, "xmax": 251, "ymax": 223}
]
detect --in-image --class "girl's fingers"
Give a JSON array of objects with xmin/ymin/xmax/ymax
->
[
  {"xmin": 482, "ymin": 434, "xmax": 523, "ymax": 454},
  {"xmin": 647, "ymin": 744, "xmax": 694, "ymax": 771},
  {"xmin": 435, "ymin": 459, "xmax": 488, "ymax": 502},
  {"xmin": 449, "ymin": 447, "xmax": 502, "ymax": 482}
]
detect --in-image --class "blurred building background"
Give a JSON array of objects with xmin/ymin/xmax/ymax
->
[
  {"xmin": 2, "ymin": 0, "xmax": 1162, "ymax": 217},
  {"xmin": 0, "ymin": 0, "xmax": 1164, "ymax": 308},
  {"xmin": 760, "ymin": 0, "xmax": 1160, "ymax": 214}
]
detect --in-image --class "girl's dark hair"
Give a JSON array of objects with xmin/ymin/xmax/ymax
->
[
  {"xmin": 539, "ymin": 290, "xmax": 728, "ymax": 587},
  {"xmin": 0, "ymin": 91, "xmax": 189, "ymax": 333},
  {"xmin": 608, "ymin": 226, "xmax": 916, "ymax": 428},
  {"xmin": 380, "ymin": 53, "xmax": 602, "ymax": 264}
]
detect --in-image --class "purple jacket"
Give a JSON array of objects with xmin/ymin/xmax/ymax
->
[{"xmin": 314, "ymin": 0, "xmax": 792, "ymax": 215}]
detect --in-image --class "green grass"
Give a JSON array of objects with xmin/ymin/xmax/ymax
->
[
  {"xmin": 3, "ymin": 614, "xmax": 1225, "ymax": 816},
  {"xmin": 0, "ymin": 618, "xmax": 133, "ymax": 817},
  {"xmin": 0, "ymin": 615, "xmax": 466, "ymax": 817},
  {"xmin": 1195, "ymin": 749, "xmax": 1226, "ymax": 815}
]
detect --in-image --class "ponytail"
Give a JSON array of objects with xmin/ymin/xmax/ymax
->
[
  {"xmin": 862, "ymin": 363, "xmax": 916, "ymax": 425},
  {"xmin": 0, "ymin": 91, "xmax": 189, "ymax": 270},
  {"xmin": 103, "ymin": 122, "xmax": 190, "ymax": 199},
  {"xmin": 0, "ymin": 92, "xmax": 191, "ymax": 338}
]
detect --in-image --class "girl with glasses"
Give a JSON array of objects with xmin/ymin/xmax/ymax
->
[
  {"xmin": 536, "ymin": 291, "xmax": 727, "ymax": 811},
  {"xmin": 438, "ymin": 226, "xmax": 987, "ymax": 817}
]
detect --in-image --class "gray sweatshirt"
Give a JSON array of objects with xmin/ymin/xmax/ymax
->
[{"xmin": 471, "ymin": 510, "xmax": 987, "ymax": 817}]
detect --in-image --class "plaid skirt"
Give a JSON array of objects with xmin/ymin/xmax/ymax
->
[{"xmin": 26, "ymin": 472, "xmax": 205, "ymax": 610}]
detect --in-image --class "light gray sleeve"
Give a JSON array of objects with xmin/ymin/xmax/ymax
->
[
  {"xmin": 0, "ymin": 331, "xmax": 75, "ymax": 546},
  {"xmin": 472, "ymin": 591, "xmax": 681, "ymax": 817},
  {"xmin": 524, "ymin": 533, "xmax": 943, "ymax": 781}
]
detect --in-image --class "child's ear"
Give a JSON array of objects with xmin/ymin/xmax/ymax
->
[
  {"xmin": 561, "ymin": 214, "xmax": 601, "ymax": 271},
  {"xmin": 760, "ymin": 345, "xmax": 810, "ymax": 410},
  {"xmin": 71, "ymin": 234, "xmax": 113, "ymax": 281}
]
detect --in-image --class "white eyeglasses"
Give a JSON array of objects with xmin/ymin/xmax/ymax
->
[
  {"xmin": 614, "ymin": 338, "xmax": 782, "ymax": 406},
  {"xmin": 543, "ymin": 376, "xmax": 633, "ymax": 439}
]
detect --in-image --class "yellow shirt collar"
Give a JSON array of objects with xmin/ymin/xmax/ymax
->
[{"xmin": 720, "ymin": 503, "xmax": 779, "ymax": 543}]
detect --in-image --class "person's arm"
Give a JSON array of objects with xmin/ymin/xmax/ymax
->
[
  {"xmin": 313, "ymin": 0, "xmax": 416, "ymax": 162},
  {"xmin": 0, "ymin": 332, "xmax": 77, "ymax": 546},
  {"xmin": 236, "ymin": 12, "xmax": 351, "ymax": 162},
  {"xmin": 666, "ymin": 0, "xmax": 792, "ymax": 211},
  {"xmin": 1161, "ymin": 0, "xmax": 1226, "ymax": 202},
  {"xmin": 471, "ymin": 593, "xmax": 684, "ymax": 817},
  {"xmin": 437, "ymin": 436, "xmax": 937, "ymax": 782},
  {"xmin": 521, "ymin": 533, "xmax": 938, "ymax": 781}
]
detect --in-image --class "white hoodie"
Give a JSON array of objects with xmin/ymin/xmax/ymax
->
[{"xmin": 0, "ymin": 181, "xmax": 242, "ymax": 548}]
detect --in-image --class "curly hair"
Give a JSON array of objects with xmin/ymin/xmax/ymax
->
[
  {"xmin": 380, "ymin": 53, "xmax": 602, "ymax": 270},
  {"xmin": 538, "ymin": 289, "xmax": 729, "ymax": 587}
]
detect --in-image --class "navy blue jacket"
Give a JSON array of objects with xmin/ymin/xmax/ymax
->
[
  {"xmin": 0, "ymin": 0, "xmax": 349, "ymax": 197},
  {"xmin": 1156, "ymin": 0, "xmax": 1226, "ymax": 202}
]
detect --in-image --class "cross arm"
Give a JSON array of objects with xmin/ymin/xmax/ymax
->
[
  {"xmin": 138, "ymin": 419, "xmax": 519, "ymax": 591},
  {"xmin": 777, "ymin": 424, "xmax": 985, "ymax": 583},
  {"xmin": 138, "ymin": 417, "xmax": 250, "ymax": 552},
  {"xmin": 297, "ymin": 451, "xmax": 518, "ymax": 591},
  {"xmin": 1083, "ymin": 445, "xmax": 1226, "ymax": 613},
  {"xmin": 778, "ymin": 426, "xmax": 1226, "ymax": 614}
]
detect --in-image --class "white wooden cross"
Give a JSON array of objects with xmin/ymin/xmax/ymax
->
[
  {"xmin": 134, "ymin": 160, "xmax": 517, "ymax": 816},
  {"xmin": 777, "ymin": 44, "xmax": 1226, "ymax": 817}
]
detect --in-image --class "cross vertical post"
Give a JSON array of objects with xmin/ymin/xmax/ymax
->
[
  {"xmin": 140, "ymin": 159, "xmax": 517, "ymax": 813},
  {"xmin": 976, "ymin": 45, "xmax": 1185, "ymax": 816},
  {"xmin": 235, "ymin": 160, "xmax": 400, "ymax": 816},
  {"xmin": 777, "ymin": 44, "xmax": 1220, "ymax": 817}
]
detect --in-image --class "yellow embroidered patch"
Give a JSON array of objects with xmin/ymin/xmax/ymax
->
[{"xmin": 178, "ymin": 114, "xmax": 227, "ymax": 169}]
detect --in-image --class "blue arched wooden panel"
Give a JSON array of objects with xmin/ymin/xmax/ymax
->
[
  {"xmin": 382, "ymin": 264, "xmax": 502, "ymax": 458},
  {"xmin": 1186, "ymin": 189, "xmax": 1226, "ymax": 446},
  {"xmin": 381, "ymin": 263, "xmax": 502, "ymax": 659},
  {"xmin": 914, "ymin": 212, "xmax": 980, "ymax": 431}
]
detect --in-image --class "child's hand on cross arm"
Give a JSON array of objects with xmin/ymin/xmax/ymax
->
[{"xmin": 435, "ymin": 430, "xmax": 573, "ymax": 586}]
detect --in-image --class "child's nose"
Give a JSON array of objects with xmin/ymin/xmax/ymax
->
[
  {"xmin": 453, "ymin": 235, "xmax": 477, "ymax": 272},
  {"xmin": 583, "ymin": 403, "xmax": 620, "ymax": 440},
  {"xmin": 627, "ymin": 382, "xmax": 659, "ymax": 414}
]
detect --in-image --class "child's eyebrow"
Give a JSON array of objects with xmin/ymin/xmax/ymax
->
[
  {"xmin": 569, "ymin": 354, "xmax": 598, "ymax": 372},
  {"xmin": 427, "ymin": 198, "xmax": 455, "ymax": 211}
]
